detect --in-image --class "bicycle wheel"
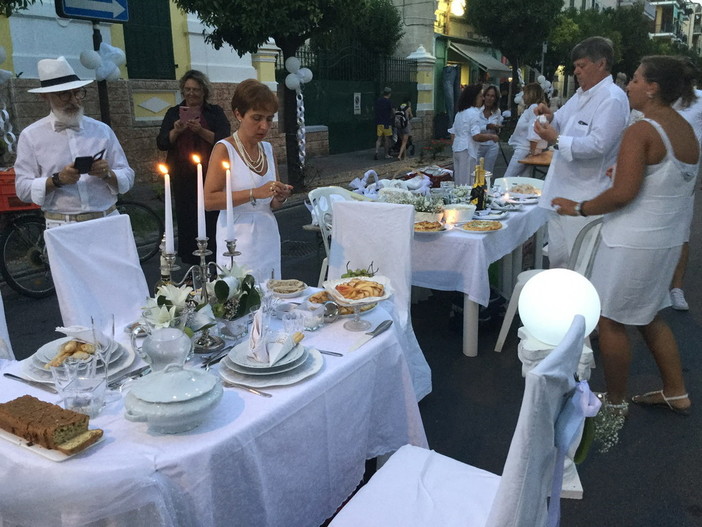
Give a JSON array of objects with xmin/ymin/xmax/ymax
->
[
  {"xmin": 117, "ymin": 200, "xmax": 164, "ymax": 263},
  {"xmin": 0, "ymin": 215, "xmax": 54, "ymax": 298}
]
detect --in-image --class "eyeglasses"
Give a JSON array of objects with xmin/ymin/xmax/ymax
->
[
  {"xmin": 56, "ymin": 88, "xmax": 87, "ymax": 102},
  {"xmin": 183, "ymin": 87, "xmax": 203, "ymax": 94}
]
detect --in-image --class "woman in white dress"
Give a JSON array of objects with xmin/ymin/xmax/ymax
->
[
  {"xmin": 204, "ymin": 79, "xmax": 292, "ymax": 282},
  {"xmin": 449, "ymin": 84, "xmax": 500, "ymax": 186},
  {"xmin": 503, "ymin": 83, "xmax": 546, "ymax": 179},
  {"xmin": 552, "ymin": 56, "xmax": 698, "ymax": 417},
  {"xmin": 476, "ymin": 85, "xmax": 503, "ymax": 174}
]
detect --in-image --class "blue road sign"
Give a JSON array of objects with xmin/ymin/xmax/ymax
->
[{"xmin": 56, "ymin": 0, "xmax": 129, "ymax": 23}]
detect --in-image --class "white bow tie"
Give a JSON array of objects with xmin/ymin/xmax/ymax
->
[{"xmin": 54, "ymin": 122, "xmax": 80, "ymax": 132}]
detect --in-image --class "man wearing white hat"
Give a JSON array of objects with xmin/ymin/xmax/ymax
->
[{"xmin": 14, "ymin": 56, "xmax": 134, "ymax": 227}]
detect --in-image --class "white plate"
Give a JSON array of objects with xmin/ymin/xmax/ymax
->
[
  {"xmin": 414, "ymin": 226, "xmax": 447, "ymax": 235},
  {"xmin": 219, "ymin": 348, "xmax": 323, "ymax": 388},
  {"xmin": 21, "ymin": 344, "xmax": 135, "ymax": 385},
  {"xmin": 222, "ymin": 350, "xmax": 308, "ymax": 376},
  {"xmin": 490, "ymin": 202, "xmax": 523, "ymax": 212},
  {"xmin": 0, "ymin": 427, "xmax": 104, "ymax": 462},
  {"xmin": 228, "ymin": 340, "xmax": 306, "ymax": 370},
  {"xmin": 266, "ymin": 280, "xmax": 308, "ymax": 298},
  {"xmin": 457, "ymin": 221, "xmax": 507, "ymax": 234},
  {"xmin": 323, "ymin": 276, "xmax": 393, "ymax": 307},
  {"xmin": 506, "ymin": 196, "xmax": 539, "ymax": 205},
  {"xmin": 34, "ymin": 337, "xmax": 121, "ymax": 367},
  {"xmin": 473, "ymin": 210, "xmax": 508, "ymax": 221}
]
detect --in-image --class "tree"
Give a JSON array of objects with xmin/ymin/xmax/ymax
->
[
  {"xmin": 0, "ymin": 0, "xmax": 37, "ymax": 17},
  {"xmin": 468, "ymin": 0, "xmax": 563, "ymax": 113},
  {"xmin": 174, "ymin": 0, "xmax": 373, "ymax": 190}
]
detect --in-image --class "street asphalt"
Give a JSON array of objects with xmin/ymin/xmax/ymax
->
[{"xmin": 4, "ymin": 144, "xmax": 701, "ymax": 526}]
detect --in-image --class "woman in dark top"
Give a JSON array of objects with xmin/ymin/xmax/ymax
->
[{"xmin": 157, "ymin": 70, "xmax": 230, "ymax": 264}]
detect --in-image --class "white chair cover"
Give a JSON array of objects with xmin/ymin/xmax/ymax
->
[
  {"xmin": 44, "ymin": 215, "xmax": 149, "ymax": 333},
  {"xmin": 0, "ymin": 290, "xmax": 13, "ymax": 359},
  {"xmin": 328, "ymin": 201, "xmax": 432, "ymax": 401},
  {"xmin": 331, "ymin": 316, "xmax": 588, "ymax": 527}
]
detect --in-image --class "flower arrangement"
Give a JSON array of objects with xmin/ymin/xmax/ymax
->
[
  {"xmin": 380, "ymin": 192, "xmax": 444, "ymax": 213},
  {"xmin": 450, "ymin": 185, "xmax": 473, "ymax": 204},
  {"xmin": 142, "ymin": 283, "xmax": 214, "ymax": 334},
  {"xmin": 207, "ymin": 261, "xmax": 261, "ymax": 321}
]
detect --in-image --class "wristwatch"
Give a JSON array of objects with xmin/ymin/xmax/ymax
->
[
  {"xmin": 51, "ymin": 172, "xmax": 63, "ymax": 188},
  {"xmin": 574, "ymin": 201, "xmax": 588, "ymax": 217},
  {"xmin": 249, "ymin": 188, "xmax": 257, "ymax": 206},
  {"xmin": 553, "ymin": 136, "xmax": 560, "ymax": 150}
]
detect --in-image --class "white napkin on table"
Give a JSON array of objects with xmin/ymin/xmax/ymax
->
[{"xmin": 246, "ymin": 311, "xmax": 301, "ymax": 366}]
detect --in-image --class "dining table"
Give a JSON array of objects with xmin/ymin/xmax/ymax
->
[
  {"xmin": 0, "ymin": 302, "xmax": 427, "ymax": 527},
  {"xmin": 412, "ymin": 204, "xmax": 549, "ymax": 357}
]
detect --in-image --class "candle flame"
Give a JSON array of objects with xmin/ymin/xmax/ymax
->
[
  {"xmin": 222, "ymin": 161, "xmax": 230, "ymax": 170},
  {"xmin": 157, "ymin": 164, "xmax": 169, "ymax": 175},
  {"xmin": 192, "ymin": 154, "xmax": 201, "ymax": 164}
]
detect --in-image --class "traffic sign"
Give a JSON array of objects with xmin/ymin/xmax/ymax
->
[{"xmin": 56, "ymin": 0, "xmax": 129, "ymax": 23}]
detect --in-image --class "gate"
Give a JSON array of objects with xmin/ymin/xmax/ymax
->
[{"xmin": 277, "ymin": 45, "xmax": 417, "ymax": 154}]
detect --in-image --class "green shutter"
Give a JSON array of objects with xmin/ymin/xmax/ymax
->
[{"xmin": 123, "ymin": 0, "xmax": 175, "ymax": 80}]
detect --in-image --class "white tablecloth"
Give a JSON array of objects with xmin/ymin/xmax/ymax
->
[
  {"xmin": 412, "ymin": 206, "xmax": 549, "ymax": 306},
  {"xmin": 0, "ymin": 307, "xmax": 426, "ymax": 527}
]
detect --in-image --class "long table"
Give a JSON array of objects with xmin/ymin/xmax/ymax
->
[
  {"xmin": 412, "ymin": 205, "xmax": 549, "ymax": 356},
  {"xmin": 0, "ymin": 306, "xmax": 426, "ymax": 527}
]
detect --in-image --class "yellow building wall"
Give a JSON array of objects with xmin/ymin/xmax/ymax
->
[
  {"xmin": 109, "ymin": 24, "xmax": 127, "ymax": 79},
  {"xmin": 0, "ymin": 17, "xmax": 13, "ymax": 72},
  {"xmin": 169, "ymin": 3, "xmax": 190, "ymax": 80}
]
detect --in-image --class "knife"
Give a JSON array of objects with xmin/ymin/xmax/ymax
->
[
  {"xmin": 3, "ymin": 373, "xmax": 58, "ymax": 394},
  {"xmin": 107, "ymin": 365, "xmax": 150, "ymax": 390},
  {"xmin": 348, "ymin": 319, "xmax": 394, "ymax": 352}
]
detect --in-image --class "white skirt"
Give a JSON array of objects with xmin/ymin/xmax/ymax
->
[{"xmin": 589, "ymin": 242, "xmax": 681, "ymax": 325}]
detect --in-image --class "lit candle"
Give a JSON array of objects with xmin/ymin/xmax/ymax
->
[
  {"xmin": 158, "ymin": 164, "xmax": 174, "ymax": 254},
  {"xmin": 223, "ymin": 161, "xmax": 234, "ymax": 241},
  {"xmin": 193, "ymin": 154, "xmax": 206, "ymax": 239}
]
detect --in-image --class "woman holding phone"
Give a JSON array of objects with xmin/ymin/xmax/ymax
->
[{"xmin": 157, "ymin": 70, "xmax": 230, "ymax": 264}]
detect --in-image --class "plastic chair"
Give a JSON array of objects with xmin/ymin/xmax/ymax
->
[
  {"xmin": 494, "ymin": 218, "xmax": 603, "ymax": 352},
  {"xmin": 308, "ymin": 186, "xmax": 369, "ymax": 287},
  {"xmin": 44, "ymin": 215, "xmax": 149, "ymax": 332},
  {"xmin": 330, "ymin": 316, "xmax": 588, "ymax": 527}
]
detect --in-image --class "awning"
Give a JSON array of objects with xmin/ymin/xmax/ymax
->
[{"xmin": 449, "ymin": 43, "xmax": 511, "ymax": 79}]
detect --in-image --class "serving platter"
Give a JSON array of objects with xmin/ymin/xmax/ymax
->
[
  {"xmin": 322, "ymin": 276, "xmax": 393, "ymax": 307},
  {"xmin": 0, "ymin": 428, "xmax": 104, "ymax": 462}
]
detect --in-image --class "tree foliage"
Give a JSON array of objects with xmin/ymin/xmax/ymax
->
[{"xmin": 0, "ymin": 0, "xmax": 39, "ymax": 18}]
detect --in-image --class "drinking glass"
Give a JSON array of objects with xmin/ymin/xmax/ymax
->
[
  {"xmin": 91, "ymin": 314, "xmax": 120, "ymax": 404},
  {"xmin": 282, "ymin": 311, "xmax": 304, "ymax": 334},
  {"xmin": 50, "ymin": 355, "xmax": 106, "ymax": 418}
]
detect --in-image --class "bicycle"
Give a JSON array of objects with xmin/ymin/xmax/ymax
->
[{"xmin": 0, "ymin": 185, "xmax": 164, "ymax": 299}]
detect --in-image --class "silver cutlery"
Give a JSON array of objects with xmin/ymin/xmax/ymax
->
[
  {"xmin": 348, "ymin": 319, "xmax": 394, "ymax": 352},
  {"xmin": 3, "ymin": 373, "xmax": 58, "ymax": 394},
  {"xmin": 223, "ymin": 381, "xmax": 272, "ymax": 398},
  {"xmin": 107, "ymin": 365, "xmax": 150, "ymax": 390},
  {"xmin": 200, "ymin": 345, "xmax": 235, "ymax": 370},
  {"xmin": 318, "ymin": 349, "xmax": 343, "ymax": 357}
]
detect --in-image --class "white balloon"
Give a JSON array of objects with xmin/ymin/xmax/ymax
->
[
  {"xmin": 80, "ymin": 50, "xmax": 102, "ymax": 70},
  {"xmin": 285, "ymin": 73, "xmax": 300, "ymax": 91},
  {"xmin": 0, "ymin": 47, "xmax": 6, "ymax": 65},
  {"xmin": 100, "ymin": 42, "xmax": 126, "ymax": 67},
  {"xmin": 537, "ymin": 75, "xmax": 546, "ymax": 83},
  {"xmin": 514, "ymin": 92, "xmax": 523, "ymax": 104},
  {"xmin": 0, "ymin": 69, "xmax": 12, "ymax": 86},
  {"xmin": 285, "ymin": 57, "xmax": 301, "ymax": 74},
  {"xmin": 518, "ymin": 269, "xmax": 601, "ymax": 346},
  {"xmin": 106, "ymin": 63, "xmax": 121, "ymax": 81},
  {"xmin": 96, "ymin": 61, "xmax": 119, "ymax": 82},
  {"xmin": 544, "ymin": 80, "xmax": 552, "ymax": 88},
  {"xmin": 297, "ymin": 67, "xmax": 313, "ymax": 84}
]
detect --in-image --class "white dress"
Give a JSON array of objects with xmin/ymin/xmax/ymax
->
[
  {"xmin": 590, "ymin": 119, "xmax": 698, "ymax": 325},
  {"xmin": 216, "ymin": 140, "xmax": 281, "ymax": 282}
]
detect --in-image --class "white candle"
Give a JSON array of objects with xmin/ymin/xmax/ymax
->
[
  {"xmin": 194, "ymin": 155, "xmax": 206, "ymax": 239},
  {"xmin": 159, "ymin": 165, "xmax": 175, "ymax": 254},
  {"xmin": 224, "ymin": 161, "xmax": 234, "ymax": 240}
]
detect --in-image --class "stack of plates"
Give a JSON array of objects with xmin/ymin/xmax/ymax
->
[
  {"xmin": 218, "ymin": 340, "xmax": 323, "ymax": 388},
  {"xmin": 20, "ymin": 337, "xmax": 135, "ymax": 385}
]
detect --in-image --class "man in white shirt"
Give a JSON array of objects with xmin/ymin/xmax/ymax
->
[
  {"xmin": 533, "ymin": 37, "xmax": 630, "ymax": 267},
  {"xmin": 14, "ymin": 56, "xmax": 134, "ymax": 228}
]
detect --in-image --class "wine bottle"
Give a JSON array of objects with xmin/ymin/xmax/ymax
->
[{"xmin": 471, "ymin": 157, "xmax": 487, "ymax": 210}]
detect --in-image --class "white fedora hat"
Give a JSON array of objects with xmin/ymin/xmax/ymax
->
[{"xmin": 28, "ymin": 56, "xmax": 93, "ymax": 94}]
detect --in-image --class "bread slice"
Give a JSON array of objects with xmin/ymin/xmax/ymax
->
[{"xmin": 56, "ymin": 429, "xmax": 103, "ymax": 455}]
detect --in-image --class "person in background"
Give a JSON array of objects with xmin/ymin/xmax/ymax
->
[
  {"xmin": 157, "ymin": 70, "xmax": 230, "ymax": 264},
  {"xmin": 449, "ymin": 84, "xmax": 499, "ymax": 186},
  {"xmin": 477, "ymin": 85, "xmax": 503, "ymax": 174},
  {"xmin": 534, "ymin": 36, "xmax": 630, "ymax": 268},
  {"xmin": 204, "ymin": 79, "xmax": 292, "ymax": 282},
  {"xmin": 396, "ymin": 101, "xmax": 414, "ymax": 161},
  {"xmin": 549, "ymin": 88, "xmax": 562, "ymax": 111},
  {"xmin": 503, "ymin": 83, "xmax": 546, "ymax": 179},
  {"xmin": 552, "ymin": 55, "xmax": 698, "ymax": 417},
  {"xmin": 374, "ymin": 87, "xmax": 394, "ymax": 160},
  {"xmin": 15, "ymin": 56, "xmax": 134, "ymax": 228}
]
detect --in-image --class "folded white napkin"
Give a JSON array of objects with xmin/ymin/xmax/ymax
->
[
  {"xmin": 247, "ymin": 310, "xmax": 302, "ymax": 366},
  {"xmin": 265, "ymin": 334, "xmax": 299, "ymax": 367},
  {"xmin": 55, "ymin": 325, "xmax": 110, "ymax": 347}
]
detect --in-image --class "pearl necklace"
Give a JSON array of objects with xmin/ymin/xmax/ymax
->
[{"xmin": 233, "ymin": 131, "xmax": 266, "ymax": 173}]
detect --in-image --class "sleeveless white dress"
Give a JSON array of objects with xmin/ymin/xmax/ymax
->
[
  {"xmin": 215, "ymin": 140, "xmax": 281, "ymax": 282},
  {"xmin": 590, "ymin": 118, "xmax": 698, "ymax": 325}
]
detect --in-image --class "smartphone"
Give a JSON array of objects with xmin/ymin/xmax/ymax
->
[
  {"xmin": 179, "ymin": 106, "xmax": 201, "ymax": 122},
  {"xmin": 74, "ymin": 156, "xmax": 93, "ymax": 173}
]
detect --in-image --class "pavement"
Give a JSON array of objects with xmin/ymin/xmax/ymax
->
[{"xmin": 4, "ymin": 141, "xmax": 702, "ymax": 526}]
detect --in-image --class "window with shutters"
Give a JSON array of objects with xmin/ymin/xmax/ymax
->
[{"xmin": 123, "ymin": 0, "xmax": 175, "ymax": 79}]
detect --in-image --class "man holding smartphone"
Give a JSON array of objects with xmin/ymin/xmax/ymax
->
[{"xmin": 14, "ymin": 56, "xmax": 134, "ymax": 228}]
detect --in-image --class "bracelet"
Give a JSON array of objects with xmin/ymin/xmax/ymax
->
[
  {"xmin": 574, "ymin": 201, "xmax": 588, "ymax": 217},
  {"xmin": 51, "ymin": 172, "xmax": 63, "ymax": 188},
  {"xmin": 274, "ymin": 196, "xmax": 288, "ymax": 204},
  {"xmin": 249, "ymin": 188, "xmax": 257, "ymax": 206}
]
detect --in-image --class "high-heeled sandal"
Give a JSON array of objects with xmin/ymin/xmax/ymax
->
[
  {"xmin": 595, "ymin": 392, "xmax": 629, "ymax": 417},
  {"xmin": 631, "ymin": 390, "xmax": 691, "ymax": 416}
]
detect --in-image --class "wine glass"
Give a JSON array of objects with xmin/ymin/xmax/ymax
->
[{"xmin": 91, "ymin": 314, "xmax": 120, "ymax": 404}]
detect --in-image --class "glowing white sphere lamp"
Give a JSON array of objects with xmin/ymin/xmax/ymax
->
[{"xmin": 518, "ymin": 269, "xmax": 600, "ymax": 346}]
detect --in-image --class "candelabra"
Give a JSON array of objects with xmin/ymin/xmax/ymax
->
[{"xmin": 190, "ymin": 237, "xmax": 226, "ymax": 354}]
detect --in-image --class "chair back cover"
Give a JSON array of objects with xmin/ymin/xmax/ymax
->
[
  {"xmin": 485, "ymin": 315, "xmax": 586, "ymax": 527},
  {"xmin": 328, "ymin": 200, "xmax": 431, "ymax": 400},
  {"xmin": 44, "ymin": 215, "xmax": 149, "ymax": 333},
  {"xmin": 0, "ymin": 291, "xmax": 13, "ymax": 359}
]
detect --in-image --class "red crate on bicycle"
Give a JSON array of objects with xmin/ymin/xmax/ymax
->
[{"xmin": 0, "ymin": 168, "xmax": 41, "ymax": 212}]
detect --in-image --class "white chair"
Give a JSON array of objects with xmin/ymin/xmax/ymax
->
[
  {"xmin": 494, "ymin": 218, "xmax": 603, "ymax": 352},
  {"xmin": 330, "ymin": 315, "xmax": 588, "ymax": 527},
  {"xmin": 44, "ymin": 215, "xmax": 150, "ymax": 333},
  {"xmin": 308, "ymin": 186, "xmax": 369, "ymax": 287},
  {"xmin": 327, "ymin": 200, "xmax": 431, "ymax": 401}
]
